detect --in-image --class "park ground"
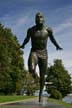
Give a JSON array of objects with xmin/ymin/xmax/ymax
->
[{"xmin": 0, "ymin": 96, "xmax": 72, "ymax": 108}]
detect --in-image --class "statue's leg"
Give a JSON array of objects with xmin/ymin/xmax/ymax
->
[
  {"xmin": 38, "ymin": 58, "xmax": 47, "ymax": 102},
  {"xmin": 28, "ymin": 51, "xmax": 38, "ymax": 79}
]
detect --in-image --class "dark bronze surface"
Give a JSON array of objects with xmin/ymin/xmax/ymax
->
[{"xmin": 20, "ymin": 12, "xmax": 62, "ymax": 102}]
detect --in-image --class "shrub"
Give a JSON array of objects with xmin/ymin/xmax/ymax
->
[{"xmin": 50, "ymin": 89, "xmax": 62, "ymax": 100}]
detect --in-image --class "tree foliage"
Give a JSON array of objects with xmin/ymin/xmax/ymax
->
[
  {"xmin": 50, "ymin": 89, "xmax": 62, "ymax": 100},
  {"xmin": 0, "ymin": 23, "xmax": 24, "ymax": 94},
  {"xmin": 46, "ymin": 59, "xmax": 72, "ymax": 97},
  {"xmin": 21, "ymin": 70, "xmax": 40, "ymax": 96}
]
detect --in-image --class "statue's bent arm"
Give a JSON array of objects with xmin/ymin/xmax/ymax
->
[
  {"xmin": 48, "ymin": 28, "xmax": 61, "ymax": 49},
  {"xmin": 20, "ymin": 28, "xmax": 31, "ymax": 48}
]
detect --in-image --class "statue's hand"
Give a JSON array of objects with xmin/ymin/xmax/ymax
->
[
  {"xmin": 56, "ymin": 47, "xmax": 63, "ymax": 50},
  {"xmin": 20, "ymin": 45, "xmax": 25, "ymax": 49}
]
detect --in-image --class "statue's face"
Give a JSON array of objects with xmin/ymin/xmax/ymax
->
[{"xmin": 35, "ymin": 12, "xmax": 44, "ymax": 25}]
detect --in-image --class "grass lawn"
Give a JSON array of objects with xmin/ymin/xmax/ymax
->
[
  {"xmin": 0, "ymin": 95, "xmax": 34, "ymax": 103},
  {"xmin": 0, "ymin": 96, "xmax": 72, "ymax": 108},
  {"xmin": 48, "ymin": 98, "xmax": 72, "ymax": 108}
]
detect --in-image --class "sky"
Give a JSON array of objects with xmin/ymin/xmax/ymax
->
[{"xmin": 0, "ymin": 0, "xmax": 72, "ymax": 77}]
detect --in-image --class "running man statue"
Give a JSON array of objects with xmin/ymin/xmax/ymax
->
[{"xmin": 20, "ymin": 12, "xmax": 62, "ymax": 102}]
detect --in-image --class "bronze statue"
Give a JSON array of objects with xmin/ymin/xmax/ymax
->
[{"xmin": 20, "ymin": 12, "xmax": 62, "ymax": 102}]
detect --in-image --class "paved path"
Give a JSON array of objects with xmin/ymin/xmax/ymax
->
[{"xmin": 0, "ymin": 97, "xmax": 67, "ymax": 108}]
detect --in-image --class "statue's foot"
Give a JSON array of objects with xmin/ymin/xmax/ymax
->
[{"xmin": 39, "ymin": 96, "xmax": 43, "ymax": 102}]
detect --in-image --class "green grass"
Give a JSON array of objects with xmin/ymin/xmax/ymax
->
[
  {"xmin": 0, "ymin": 95, "xmax": 34, "ymax": 103},
  {"xmin": 0, "ymin": 96, "xmax": 72, "ymax": 108},
  {"xmin": 48, "ymin": 98, "xmax": 72, "ymax": 108}
]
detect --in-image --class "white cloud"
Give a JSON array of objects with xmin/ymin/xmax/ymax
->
[
  {"xmin": 54, "ymin": 18, "xmax": 72, "ymax": 34},
  {"xmin": 15, "ymin": 16, "xmax": 29, "ymax": 27}
]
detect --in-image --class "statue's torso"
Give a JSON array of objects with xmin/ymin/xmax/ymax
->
[{"xmin": 30, "ymin": 26, "xmax": 49, "ymax": 50}]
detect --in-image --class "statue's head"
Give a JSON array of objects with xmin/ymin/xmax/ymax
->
[{"xmin": 35, "ymin": 12, "xmax": 45, "ymax": 25}]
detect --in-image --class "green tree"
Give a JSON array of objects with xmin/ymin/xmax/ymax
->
[
  {"xmin": 21, "ymin": 70, "xmax": 40, "ymax": 96},
  {"xmin": 46, "ymin": 59, "xmax": 72, "ymax": 97},
  {"xmin": 0, "ymin": 23, "xmax": 24, "ymax": 94}
]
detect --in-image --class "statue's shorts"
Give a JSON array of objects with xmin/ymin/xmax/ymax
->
[{"xmin": 28, "ymin": 49, "xmax": 48, "ymax": 75}]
